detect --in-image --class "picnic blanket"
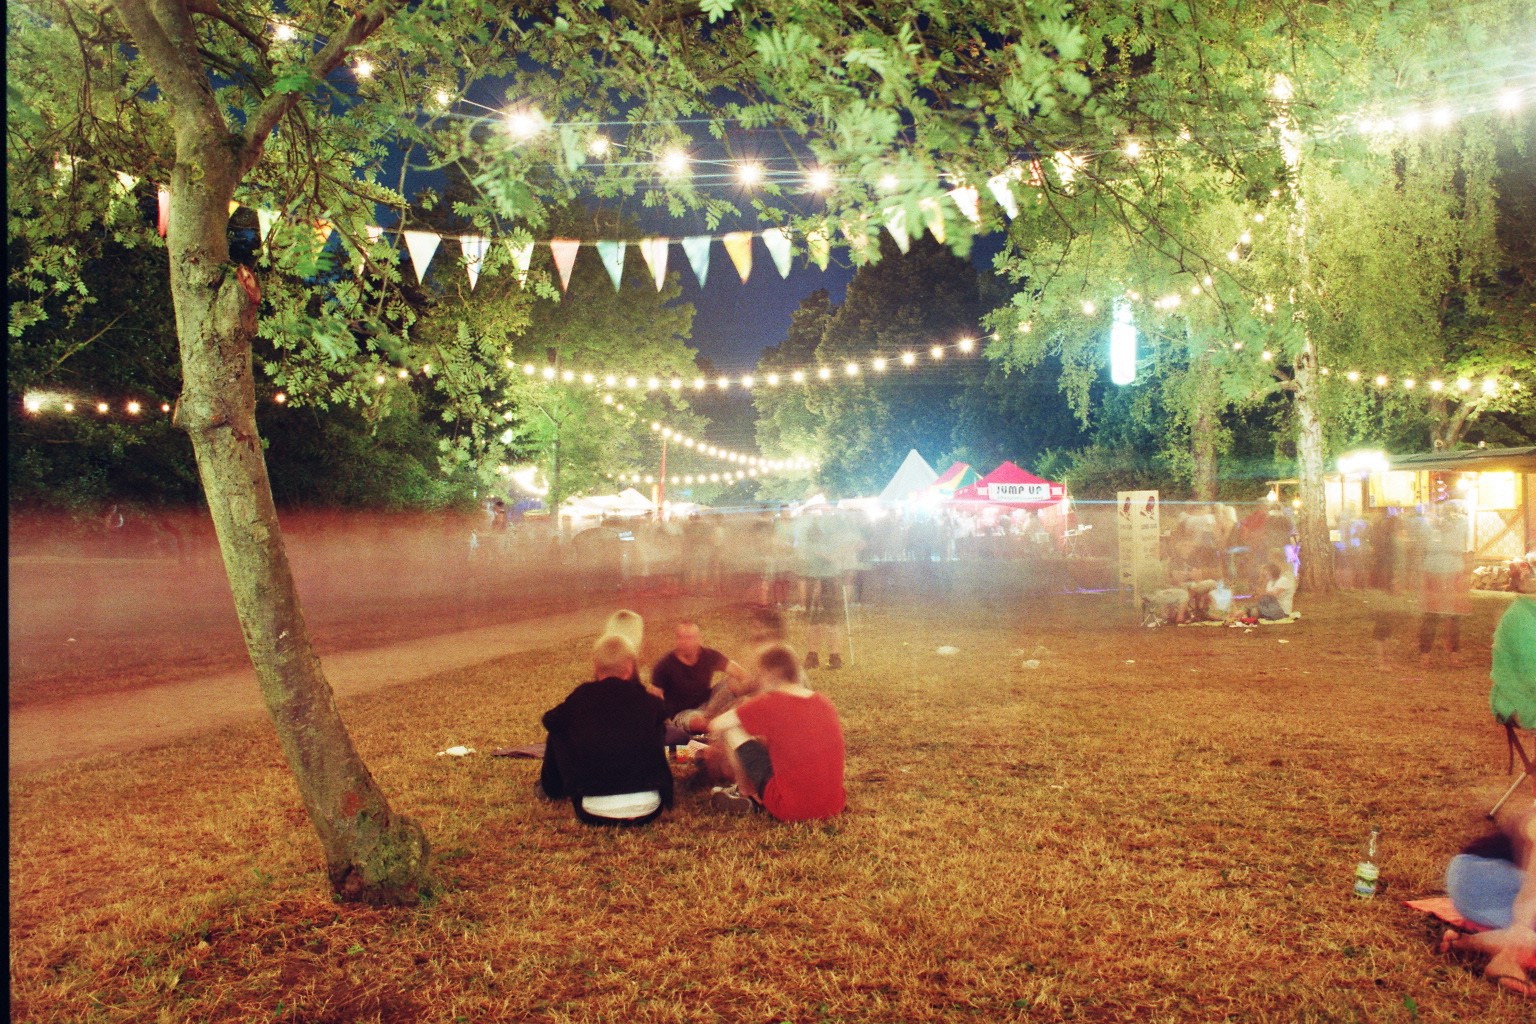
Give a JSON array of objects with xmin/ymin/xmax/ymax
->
[
  {"xmin": 1406, "ymin": 897, "xmax": 1536, "ymax": 969},
  {"xmin": 1178, "ymin": 613, "xmax": 1300, "ymax": 628}
]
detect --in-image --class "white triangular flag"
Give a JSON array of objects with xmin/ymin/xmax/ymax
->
[
  {"xmin": 256, "ymin": 208, "xmax": 280, "ymax": 246},
  {"xmin": 987, "ymin": 172, "xmax": 1019, "ymax": 220},
  {"xmin": 113, "ymin": 171, "xmax": 140, "ymax": 193},
  {"xmin": 550, "ymin": 239, "xmax": 580, "ymax": 291},
  {"xmin": 508, "ymin": 240, "xmax": 534, "ymax": 286},
  {"xmin": 595, "ymin": 239, "xmax": 626, "ymax": 290},
  {"xmin": 403, "ymin": 229, "xmax": 441, "ymax": 283},
  {"xmin": 460, "ymin": 234, "xmax": 489, "ymax": 290},
  {"xmin": 357, "ymin": 224, "xmax": 385, "ymax": 273},
  {"xmin": 884, "ymin": 207, "xmax": 910, "ymax": 253},
  {"xmin": 681, "ymin": 236, "xmax": 712, "ymax": 288},
  {"xmin": 638, "ymin": 238, "xmax": 669, "ymax": 290},
  {"xmin": 806, "ymin": 228, "xmax": 831, "ymax": 271},
  {"xmin": 948, "ymin": 186, "xmax": 981, "ymax": 224},
  {"xmin": 761, "ymin": 228, "xmax": 793, "ymax": 278}
]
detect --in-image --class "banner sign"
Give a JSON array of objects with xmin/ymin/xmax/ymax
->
[
  {"xmin": 990, "ymin": 481, "xmax": 1054, "ymax": 504},
  {"xmin": 1117, "ymin": 489, "xmax": 1161, "ymax": 603}
]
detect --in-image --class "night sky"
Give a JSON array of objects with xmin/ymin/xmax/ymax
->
[{"xmin": 679, "ymin": 259, "xmax": 852, "ymax": 369}]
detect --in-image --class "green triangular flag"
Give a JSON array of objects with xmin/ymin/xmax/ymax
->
[{"xmin": 596, "ymin": 239, "xmax": 626, "ymax": 290}]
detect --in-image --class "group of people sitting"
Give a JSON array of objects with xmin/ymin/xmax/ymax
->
[
  {"xmin": 1143, "ymin": 560, "xmax": 1298, "ymax": 626},
  {"xmin": 536, "ymin": 609, "xmax": 846, "ymax": 827}
]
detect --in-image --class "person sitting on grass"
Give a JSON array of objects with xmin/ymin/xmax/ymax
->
[
  {"xmin": 1260, "ymin": 561, "xmax": 1297, "ymax": 619},
  {"xmin": 1440, "ymin": 801, "xmax": 1536, "ymax": 997},
  {"xmin": 537, "ymin": 634, "xmax": 673, "ymax": 827},
  {"xmin": 650, "ymin": 620, "xmax": 751, "ymax": 735},
  {"xmin": 706, "ymin": 643, "xmax": 845, "ymax": 821}
]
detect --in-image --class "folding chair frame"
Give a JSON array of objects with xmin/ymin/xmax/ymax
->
[{"xmin": 1487, "ymin": 722, "xmax": 1535, "ymax": 819}]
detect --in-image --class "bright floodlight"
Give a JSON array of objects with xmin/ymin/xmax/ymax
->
[
  {"xmin": 505, "ymin": 108, "xmax": 545, "ymax": 140},
  {"xmin": 353, "ymin": 59, "xmax": 374, "ymax": 78},
  {"xmin": 1109, "ymin": 300, "xmax": 1137, "ymax": 386},
  {"xmin": 806, "ymin": 168, "xmax": 833, "ymax": 192},
  {"xmin": 272, "ymin": 22, "xmax": 296, "ymax": 41},
  {"xmin": 587, "ymin": 135, "xmax": 611, "ymax": 158},
  {"xmin": 737, "ymin": 163, "xmax": 764, "ymax": 186},
  {"xmin": 661, "ymin": 149, "xmax": 690, "ymax": 176}
]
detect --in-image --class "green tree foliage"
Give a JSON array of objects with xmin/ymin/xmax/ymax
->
[{"xmin": 754, "ymin": 237, "xmax": 993, "ymax": 495}]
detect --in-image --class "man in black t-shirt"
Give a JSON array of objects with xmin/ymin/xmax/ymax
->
[{"xmin": 649, "ymin": 620, "xmax": 750, "ymax": 732}]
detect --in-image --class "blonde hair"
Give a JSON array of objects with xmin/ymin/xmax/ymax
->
[{"xmin": 592, "ymin": 634, "xmax": 637, "ymax": 678}]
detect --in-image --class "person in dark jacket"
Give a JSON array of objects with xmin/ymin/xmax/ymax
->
[{"xmin": 538, "ymin": 634, "xmax": 673, "ymax": 826}]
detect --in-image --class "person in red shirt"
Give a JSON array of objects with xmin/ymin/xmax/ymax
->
[{"xmin": 707, "ymin": 643, "xmax": 845, "ymax": 821}]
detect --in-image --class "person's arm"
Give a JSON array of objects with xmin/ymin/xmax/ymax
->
[
  {"xmin": 722, "ymin": 658, "xmax": 751, "ymax": 693},
  {"xmin": 708, "ymin": 706, "xmax": 755, "ymax": 753}
]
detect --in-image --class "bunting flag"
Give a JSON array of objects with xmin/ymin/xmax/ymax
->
[
  {"xmin": 681, "ymin": 235, "xmax": 712, "ymax": 288},
  {"xmin": 920, "ymin": 197, "xmax": 946, "ymax": 245},
  {"xmin": 987, "ymin": 172, "xmax": 1019, "ymax": 220},
  {"xmin": 948, "ymin": 185, "xmax": 981, "ymax": 225},
  {"xmin": 761, "ymin": 228, "xmax": 793, "ymax": 279},
  {"xmin": 403, "ymin": 229, "xmax": 441, "ymax": 283},
  {"xmin": 550, "ymin": 238, "xmax": 580, "ymax": 291},
  {"xmin": 884, "ymin": 207, "xmax": 911, "ymax": 253},
  {"xmin": 638, "ymin": 238, "xmax": 669, "ymax": 290},
  {"xmin": 722, "ymin": 231, "xmax": 753, "ymax": 283},
  {"xmin": 508, "ymin": 240, "xmax": 534, "ymax": 286},
  {"xmin": 806, "ymin": 228, "xmax": 831, "ymax": 271},
  {"xmin": 460, "ymin": 234, "xmax": 489, "ymax": 290},
  {"xmin": 113, "ymin": 171, "xmax": 139, "ymax": 193},
  {"xmin": 227, "ymin": 200, "xmax": 241, "ymax": 219},
  {"xmin": 312, "ymin": 218, "xmax": 333, "ymax": 248},
  {"xmin": 595, "ymin": 239, "xmax": 626, "ymax": 290},
  {"xmin": 358, "ymin": 224, "xmax": 385, "ymax": 273},
  {"xmin": 156, "ymin": 188, "xmax": 170, "ymax": 237},
  {"xmin": 256, "ymin": 208, "xmax": 280, "ymax": 246},
  {"xmin": 841, "ymin": 218, "xmax": 873, "ymax": 261}
]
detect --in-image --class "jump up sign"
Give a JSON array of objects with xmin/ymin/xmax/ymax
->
[
  {"xmin": 989, "ymin": 481, "xmax": 1054, "ymax": 504},
  {"xmin": 1117, "ymin": 490, "xmax": 1161, "ymax": 604}
]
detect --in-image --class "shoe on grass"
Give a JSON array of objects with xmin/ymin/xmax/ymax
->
[
  {"xmin": 710, "ymin": 785, "xmax": 757, "ymax": 815},
  {"xmin": 828, "ymin": 653, "xmax": 842, "ymax": 669},
  {"xmin": 805, "ymin": 651, "xmax": 819, "ymax": 669}
]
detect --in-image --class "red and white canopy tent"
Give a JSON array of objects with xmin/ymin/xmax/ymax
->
[
  {"xmin": 950, "ymin": 461, "xmax": 1066, "ymax": 508},
  {"xmin": 947, "ymin": 461, "xmax": 1071, "ymax": 536}
]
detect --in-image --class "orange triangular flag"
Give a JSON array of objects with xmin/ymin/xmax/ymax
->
[
  {"xmin": 722, "ymin": 231, "xmax": 753, "ymax": 283},
  {"xmin": 550, "ymin": 238, "xmax": 580, "ymax": 291}
]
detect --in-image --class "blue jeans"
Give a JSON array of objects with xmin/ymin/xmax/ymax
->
[{"xmin": 1447, "ymin": 854, "xmax": 1523, "ymax": 928}]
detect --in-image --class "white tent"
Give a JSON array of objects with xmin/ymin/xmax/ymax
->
[
  {"xmin": 614, "ymin": 487, "xmax": 656, "ymax": 512},
  {"xmin": 878, "ymin": 449, "xmax": 938, "ymax": 503},
  {"xmin": 562, "ymin": 489, "xmax": 656, "ymax": 519}
]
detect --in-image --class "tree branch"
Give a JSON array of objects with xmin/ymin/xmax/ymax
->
[
  {"xmin": 237, "ymin": 0, "xmax": 403, "ymax": 178},
  {"xmin": 184, "ymin": 0, "xmax": 267, "ymax": 56},
  {"xmin": 108, "ymin": 0, "xmax": 223, "ymax": 132}
]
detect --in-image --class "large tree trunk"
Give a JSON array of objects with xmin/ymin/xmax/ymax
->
[
  {"xmin": 1292, "ymin": 347, "xmax": 1336, "ymax": 596},
  {"xmin": 165, "ymin": 135, "xmax": 431, "ymax": 905}
]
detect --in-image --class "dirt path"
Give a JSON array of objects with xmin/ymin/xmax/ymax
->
[{"xmin": 8, "ymin": 597, "xmax": 703, "ymax": 777}]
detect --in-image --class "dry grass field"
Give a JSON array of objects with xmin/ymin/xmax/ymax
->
[{"xmin": 8, "ymin": 582, "xmax": 1531, "ymax": 1023}]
